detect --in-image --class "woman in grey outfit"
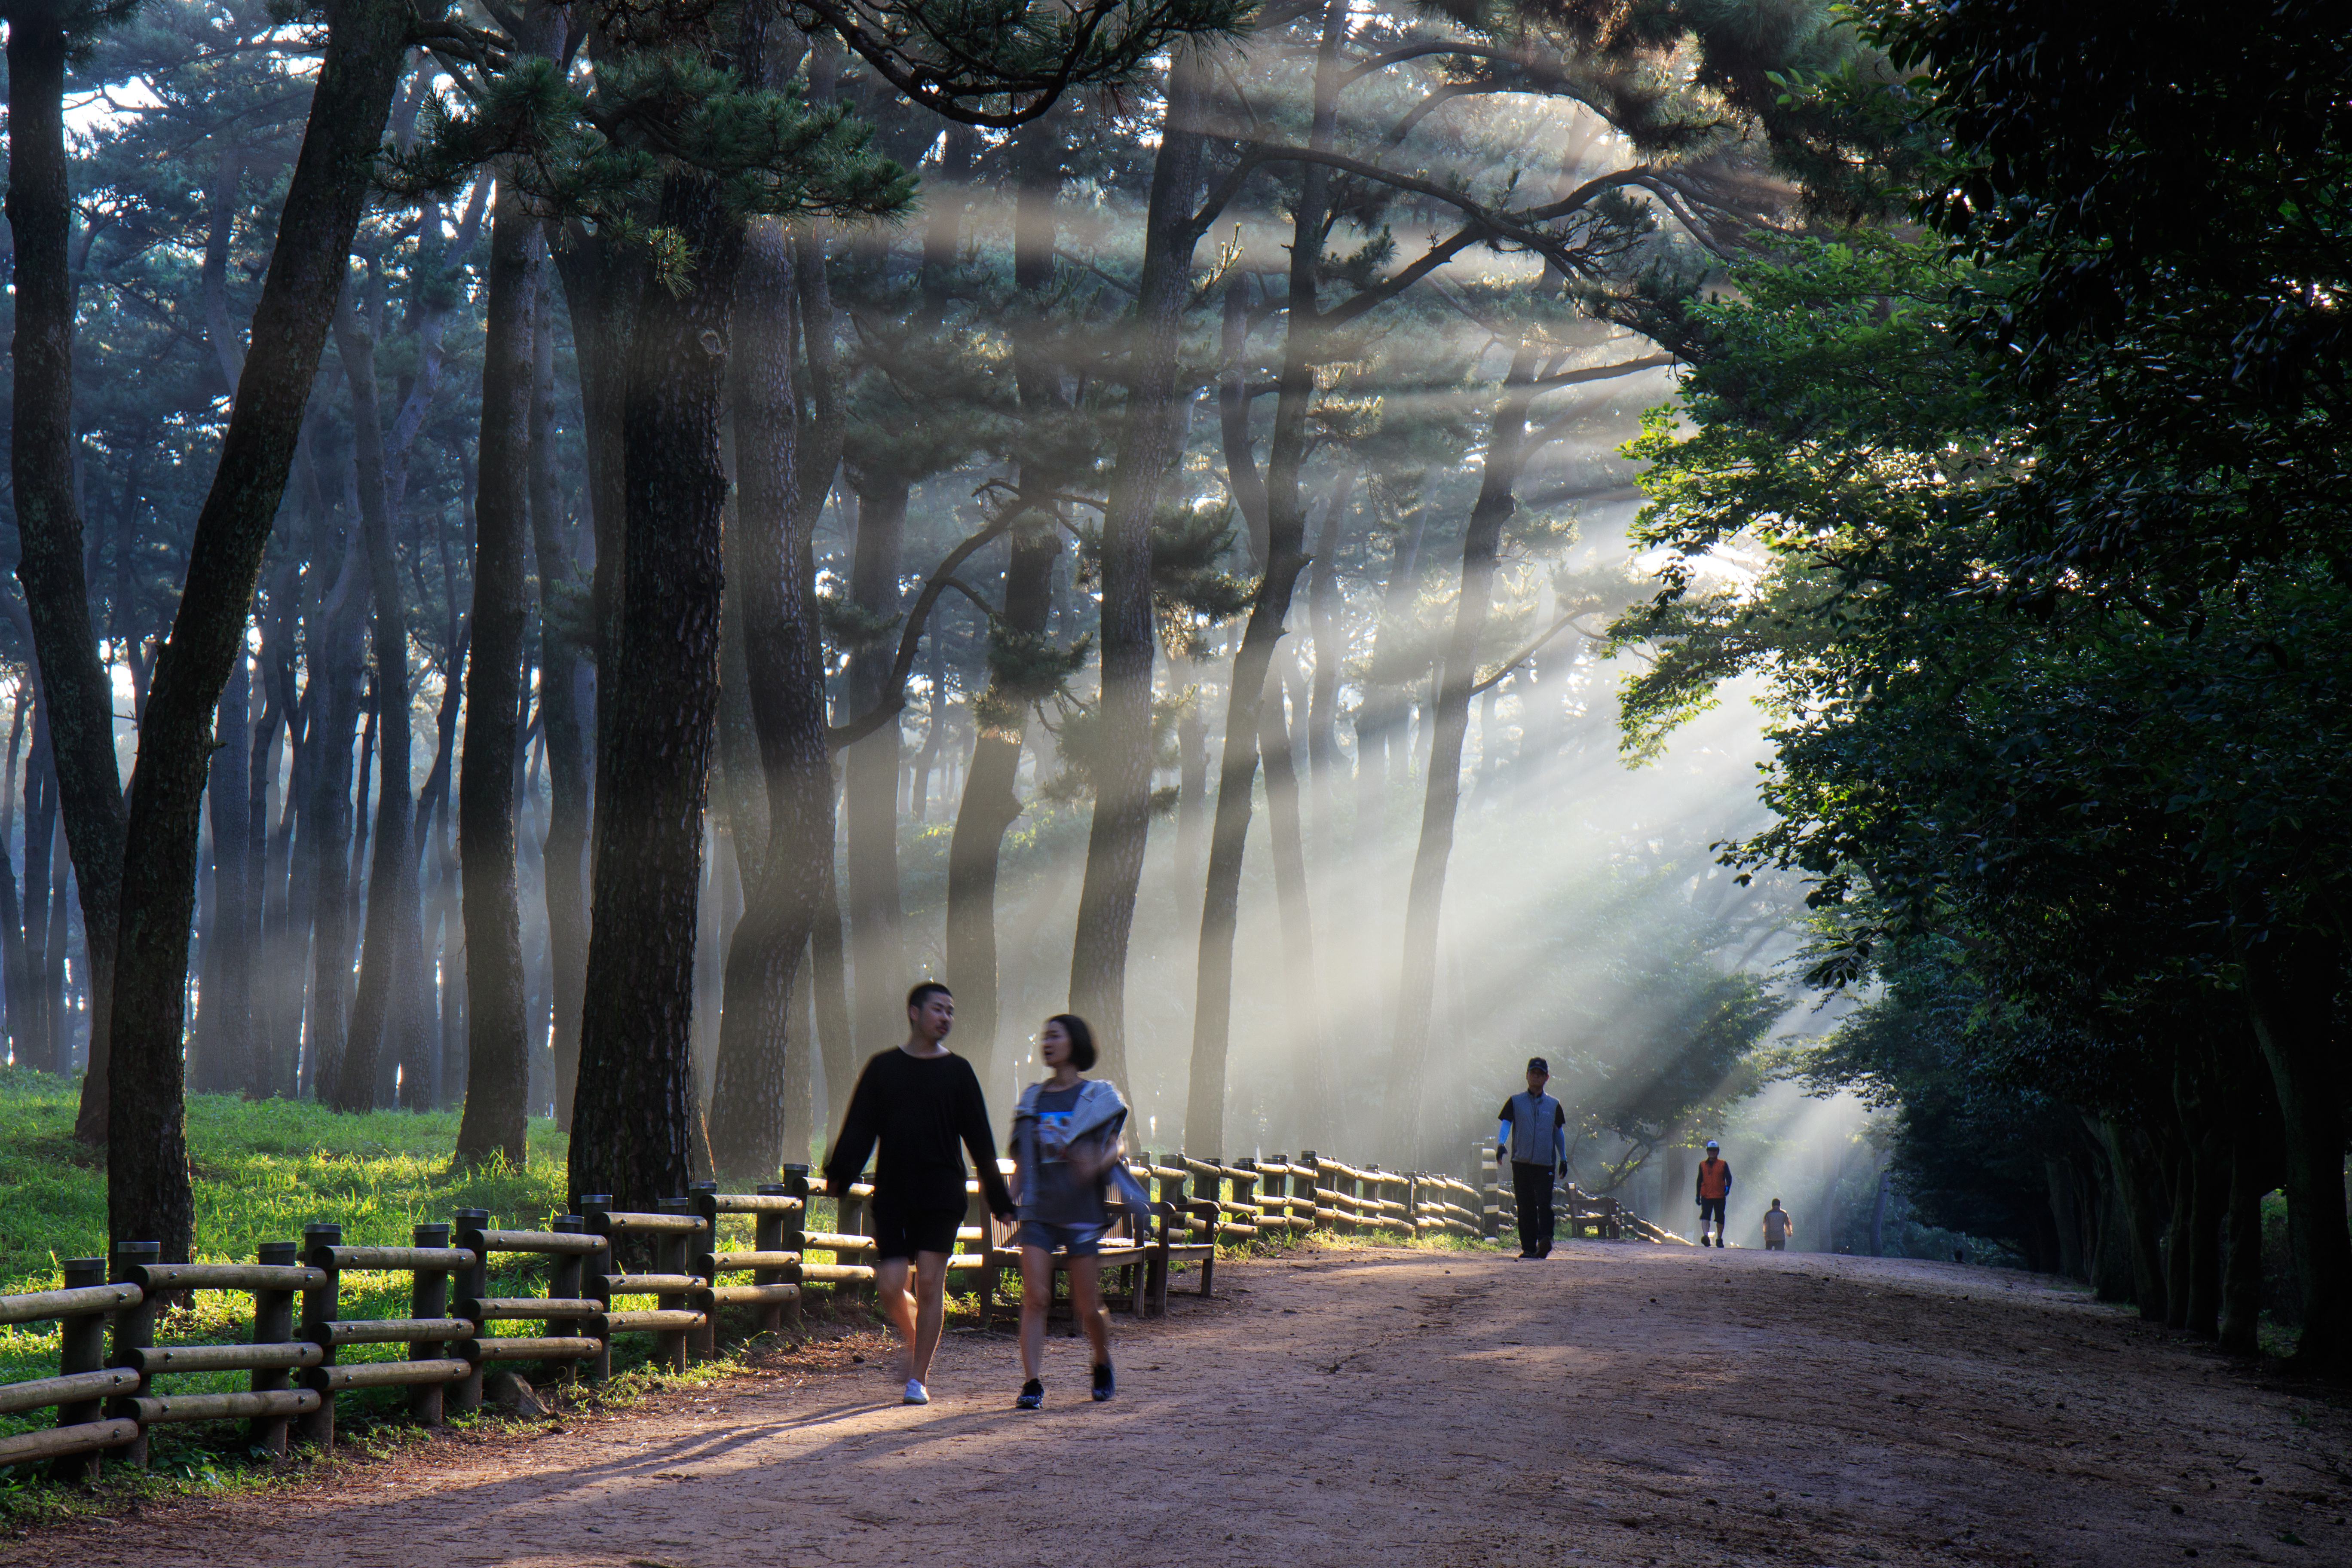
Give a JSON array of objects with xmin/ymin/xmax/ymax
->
[{"xmin": 1007, "ymin": 1014, "xmax": 1126, "ymax": 1408}]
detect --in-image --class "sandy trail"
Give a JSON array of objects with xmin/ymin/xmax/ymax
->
[{"xmin": 11, "ymin": 1241, "xmax": 2350, "ymax": 1568}]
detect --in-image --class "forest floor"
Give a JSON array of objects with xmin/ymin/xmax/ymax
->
[{"xmin": 9, "ymin": 1239, "xmax": 2350, "ymax": 1568}]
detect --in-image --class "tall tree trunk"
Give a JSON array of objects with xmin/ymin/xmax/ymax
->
[
  {"xmin": 303, "ymin": 533, "xmax": 367, "ymax": 1096},
  {"xmin": 1172, "ymin": 650, "xmax": 1210, "ymax": 894},
  {"xmin": 841, "ymin": 479, "xmax": 907, "ymax": 1052},
  {"xmin": 1259, "ymin": 651, "xmax": 1327, "ymax": 1124},
  {"xmin": 2097, "ymin": 1116, "xmax": 2172, "ymax": 1323},
  {"xmin": 2218, "ymin": 1036, "xmax": 2282, "ymax": 1354},
  {"xmin": 454, "ymin": 173, "xmax": 541, "ymax": 1168},
  {"xmin": 1386, "ymin": 337, "xmax": 1541, "ymax": 1161},
  {"xmin": 1219, "ymin": 273, "xmax": 1271, "ymax": 570},
  {"xmin": 567, "ymin": 167, "xmax": 742, "ymax": 1212},
  {"xmin": 1305, "ymin": 464, "xmax": 1353, "ymax": 864},
  {"xmin": 945, "ymin": 528, "xmax": 1060, "ymax": 1092},
  {"xmin": 1185, "ymin": 1, "xmax": 1346, "ymax": 1153},
  {"xmin": 810, "ymin": 833, "xmax": 855, "ymax": 1130},
  {"xmin": 190, "ymin": 650, "xmax": 255, "ymax": 1093},
  {"xmin": 707, "ymin": 156, "xmax": 834, "ymax": 1179},
  {"xmin": 1070, "ymin": 42, "xmax": 1214, "ymax": 1090},
  {"xmin": 530, "ymin": 281, "xmax": 593, "ymax": 1133},
  {"xmin": 1352, "ymin": 479, "xmax": 1429, "ymax": 865},
  {"xmin": 251, "ymin": 551, "xmax": 303, "ymax": 1097},
  {"xmin": 20, "ymin": 723, "xmax": 58, "ymax": 1072},
  {"xmin": 104, "ymin": 0, "xmax": 413, "ymax": 1261},
  {"xmin": 330, "ymin": 288, "xmax": 420, "ymax": 1112},
  {"xmin": 945, "ymin": 116, "xmax": 1065, "ymax": 1088},
  {"xmin": 6, "ymin": 0, "xmax": 128, "ymax": 1144},
  {"xmin": 0, "ymin": 690, "xmax": 30, "ymax": 1072},
  {"xmin": 545, "ymin": 220, "xmax": 640, "ymax": 833},
  {"xmin": 787, "ymin": 202, "xmax": 857, "ymax": 1122},
  {"xmin": 2173, "ymin": 1036, "xmax": 2229, "ymax": 1338}
]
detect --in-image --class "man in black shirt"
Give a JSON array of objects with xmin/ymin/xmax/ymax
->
[{"xmin": 824, "ymin": 982, "xmax": 1016, "ymax": 1406}]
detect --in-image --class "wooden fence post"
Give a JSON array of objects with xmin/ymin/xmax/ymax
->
[
  {"xmin": 295, "ymin": 1223, "xmax": 341, "ymax": 1449},
  {"xmin": 748, "ymin": 1182, "xmax": 790, "ymax": 1339},
  {"xmin": 657, "ymin": 1197, "xmax": 694, "ymax": 1372},
  {"xmin": 107, "ymin": 1240, "xmax": 161, "ymax": 1471},
  {"xmin": 580, "ymin": 1196, "xmax": 614, "ymax": 1383},
  {"xmin": 409, "ymin": 1222, "xmax": 453, "ymax": 1427},
  {"xmin": 546, "ymin": 1214, "xmax": 590, "ymax": 1383},
  {"xmin": 778, "ymin": 1168, "xmax": 808, "ymax": 1331},
  {"xmin": 50, "ymin": 1257, "xmax": 108, "ymax": 1483},
  {"xmin": 1294, "ymin": 1152, "xmax": 1319, "ymax": 1237},
  {"xmin": 448, "ymin": 1209, "xmax": 489, "ymax": 1413},
  {"xmin": 248, "ymin": 1240, "xmax": 300, "ymax": 1457},
  {"xmin": 685, "ymin": 1185, "xmax": 719, "ymax": 1361}
]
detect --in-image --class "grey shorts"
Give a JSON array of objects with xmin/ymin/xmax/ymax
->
[
  {"xmin": 1017, "ymin": 1219, "xmax": 1106, "ymax": 1256},
  {"xmin": 1764, "ymin": 1235, "xmax": 1787, "ymax": 1250}
]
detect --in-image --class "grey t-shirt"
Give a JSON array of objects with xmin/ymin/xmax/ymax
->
[
  {"xmin": 1762, "ymin": 1207, "xmax": 1792, "ymax": 1239},
  {"xmin": 1021, "ymin": 1084, "xmax": 1108, "ymax": 1228}
]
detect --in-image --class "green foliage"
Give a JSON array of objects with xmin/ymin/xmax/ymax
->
[
  {"xmin": 387, "ymin": 49, "xmax": 915, "ymax": 292},
  {"xmin": 1145, "ymin": 502, "xmax": 1254, "ymax": 656}
]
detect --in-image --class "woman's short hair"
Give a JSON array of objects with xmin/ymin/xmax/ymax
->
[{"xmin": 1048, "ymin": 1013, "xmax": 1097, "ymax": 1072}]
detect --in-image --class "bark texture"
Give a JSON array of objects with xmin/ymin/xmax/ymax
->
[
  {"xmin": 329, "ymin": 289, "xmax": 419, "ymax": 1112},
  {"xmin": 6, "ymin": 0, "xmax": 128, "ymax": 1145},
  {"xmin": 707, "ymin": 195, "xmax": 833, "ymax": 1179},
  {"xmin": 531, "ymin": 289, "xmax": 593, "ymax": 1130},
  {"xmin": 841, "ymin": 478, "xmax": 907, "ymax": 1053},
  {"xmin": 454, "ymin": 174, "xmax": 540, "ymax": 1168},
  {"xmin": 567, "ymin": 167, "xmax": 742, "ymax": 1213}
]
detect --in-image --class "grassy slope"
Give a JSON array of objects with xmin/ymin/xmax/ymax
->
[{"xmin": 0, "ymin": 1066, "xmax": 575, "ymax": 1441}]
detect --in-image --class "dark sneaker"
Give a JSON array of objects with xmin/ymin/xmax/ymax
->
[
  {"xmin": 1015, "ymin": 1379, "xmax": 1043, "ymax": 1411},
  {"xmin": 1538, "ymin": 1239, "xmax": 1554, "ymax": 1258},
  {"xmin": 1091, "ymin": 1363, "xmax": 1115, "ymax": 1403}
]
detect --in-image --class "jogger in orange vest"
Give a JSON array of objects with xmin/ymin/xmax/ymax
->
[{"xmin": 1694, "ymin": 1141, "xmax": 1733, "ymax": 1246}]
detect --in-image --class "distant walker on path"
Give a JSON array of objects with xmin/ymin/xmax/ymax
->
[
  {"xmin": 1761, "ymin": 1197, "xmax": 1794, "ymax": 1251},
  {"xmin": 1695, "ymin": 1140, "xmax": 1732, "ymax": 1247},
  {"xmin": 1498, "ymin": 1058, "xmax": 1568, "ymax": 1259},
  {"xmin": 824, "ymin": 982, "xmax": 1017, "ymax": 1407}
]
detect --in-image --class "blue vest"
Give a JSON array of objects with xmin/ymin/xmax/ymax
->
[{"xmin": 1507, "ymin": 1091, "xmax": 1560, "ymax": 1166}]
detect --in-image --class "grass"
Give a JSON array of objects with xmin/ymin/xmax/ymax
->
[
  {"xmin": 0, "ymin": 1067, "xmax": 600, "ymax": 1459},
  {"xmin": 0, "ymin": 1064, "xmax": 571, "ymax": 1298}
]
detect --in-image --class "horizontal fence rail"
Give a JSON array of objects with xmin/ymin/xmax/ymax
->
[{"xmin": 0, "ymin": 1147, "xmax": 1676, "ymax": 1476}]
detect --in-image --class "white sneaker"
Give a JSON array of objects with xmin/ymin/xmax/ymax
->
[{"xmin": 902, "ymin": 1379, "xmax": 930, "ymax": 1406}]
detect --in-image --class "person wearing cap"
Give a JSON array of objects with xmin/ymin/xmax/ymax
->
[
  {"xmin": 1497, "ymin": 1059, "xmax": 1568, "ymax": 1259},
  {"xmin": 1695, "ymin": 1140, "xmax": 1733, "ymax": 1246}
]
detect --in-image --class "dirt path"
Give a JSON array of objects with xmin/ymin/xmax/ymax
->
[{"xmin": 12, "ymin": 1241, "xmax": 2351, "ymax": 1568}]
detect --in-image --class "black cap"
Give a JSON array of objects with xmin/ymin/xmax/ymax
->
[{"xmin": 1527, "ymin": 1057, "xmax": 1549, "ymax": 1074}]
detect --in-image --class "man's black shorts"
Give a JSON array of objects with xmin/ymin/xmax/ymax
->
[{"xmin": 870, "ymin": 1201, "xmax": 963, "ymax": 1261}]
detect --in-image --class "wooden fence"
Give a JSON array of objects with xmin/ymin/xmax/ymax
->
[
  {"xmin": 1469, "ymin": 1144, "xmax": 1696, "ymax": 1246},
  {"xmin": 0, "ymin": 1146, "xmax": 1676, "ymax": 1478}
]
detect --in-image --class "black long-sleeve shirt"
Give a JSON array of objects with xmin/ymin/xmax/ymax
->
[{"xmin": 824, "ymin": 1047, "xmax": 1015, "ymax": 1215}]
